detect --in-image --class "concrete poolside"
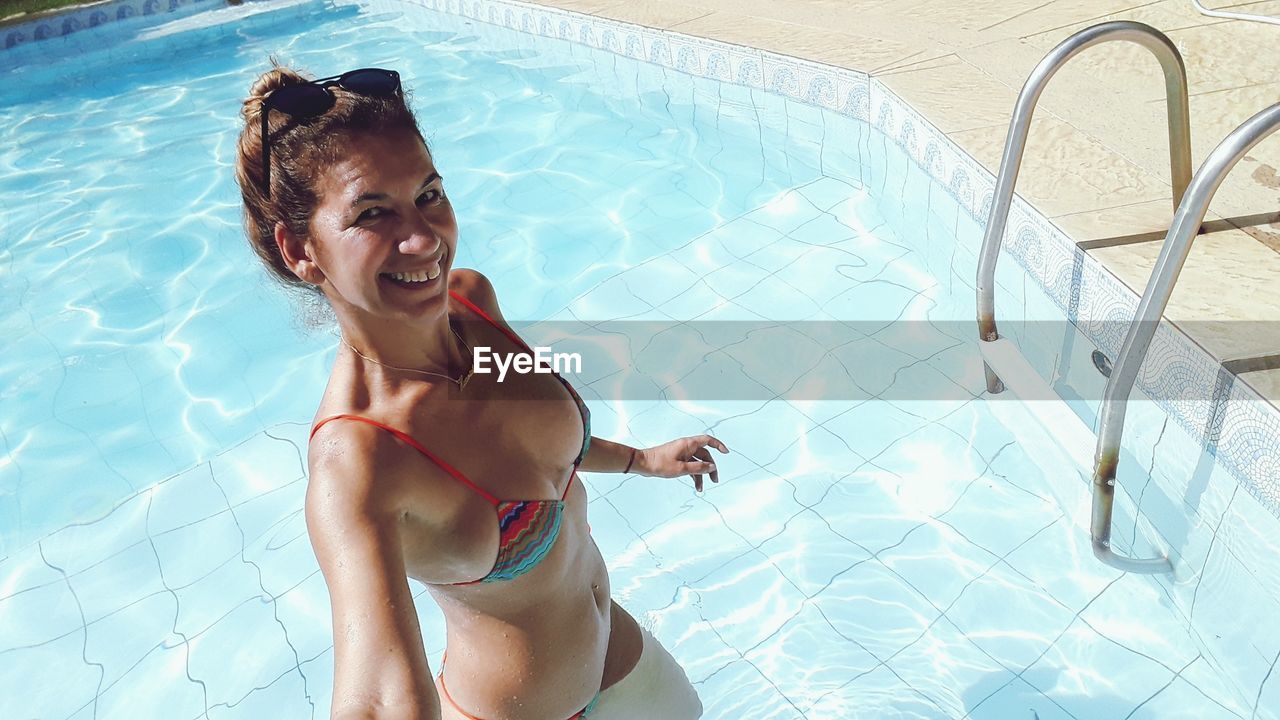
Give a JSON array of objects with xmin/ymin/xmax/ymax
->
[{"xmin": 530, "ymin": 0, "xmax": 1280, "ymax": 405}]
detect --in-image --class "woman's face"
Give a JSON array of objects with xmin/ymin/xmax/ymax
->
[{"xmin": 305, "ymin": 129, "xmax": 458, "ymax": 323}]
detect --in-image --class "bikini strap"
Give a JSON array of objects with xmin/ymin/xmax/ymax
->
[
  {"xmin": 310, "ymin": 414, "xmax": 501, "ymax": 507},
  {"xmin": 448, "ymin": 289, "xmax": 533, "ymax": 353}
]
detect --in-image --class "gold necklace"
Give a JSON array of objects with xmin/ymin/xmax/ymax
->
[{"xmin": 338, "ymin": 322, "xmax": 474, "ymax": 389}]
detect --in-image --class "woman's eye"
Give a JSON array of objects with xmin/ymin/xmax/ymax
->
[
  {"xmin": 417, "ymin": 188, "xmax": 443, "ymax": 204},
  {"xmin": 355, "ymin": 206, "xmax": 386, "ymax": 224}
]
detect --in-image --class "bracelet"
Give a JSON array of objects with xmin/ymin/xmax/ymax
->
[{"xmin": 623, "ymin": 448, "xmax": 637, "ymax": 474}]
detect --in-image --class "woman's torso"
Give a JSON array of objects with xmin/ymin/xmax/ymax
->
[{"xmin": 309, "ymin": 278, "xmax": 641, "ymax": 719}]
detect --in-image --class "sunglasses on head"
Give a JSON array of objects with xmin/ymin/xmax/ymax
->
[{"xmin": 259, "ymin": 68, "xmax": 402, "ymax": 196}]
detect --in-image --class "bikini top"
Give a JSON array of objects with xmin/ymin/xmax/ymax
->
[{"xmin": 309, "ymin": 289, "xmax": 591, "ymax": 586}]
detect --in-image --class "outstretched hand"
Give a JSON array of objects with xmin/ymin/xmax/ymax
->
[{"xmin": 637, "ymin": 435, "xmax": 730, "ymax": 492}]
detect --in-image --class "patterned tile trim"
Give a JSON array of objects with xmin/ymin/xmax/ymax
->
[
  {"xmin": 1, "ymin": 0, "xmax": 215, "ymax": 50},
  {"xmin": 402, "ymin": 0, "xmax": 872, "ymax": 120},
  {"xmin": 417, "ymin": 0, "xmax": 1279, "ymax": 517}
]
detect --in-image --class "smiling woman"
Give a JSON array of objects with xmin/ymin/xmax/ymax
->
[{"xmin": 232, "ymin": 63, "xmax": 722, "ymax": 720}]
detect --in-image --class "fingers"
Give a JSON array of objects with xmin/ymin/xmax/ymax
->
[
  {"xmin": 686, "ymin": 434, "xmax": 730, "ymax": 455},
  {"xmin": 684, "ymin": 458, "xmax": 717, "ymax": 493},
  {"xmin": 692, "ymin": 447, "xmax": 719, "ymax": 486}
]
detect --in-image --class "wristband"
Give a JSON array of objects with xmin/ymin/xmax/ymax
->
[{"xmin": 623, "ymin": 448, "xmax": 637, "ymax": 474}]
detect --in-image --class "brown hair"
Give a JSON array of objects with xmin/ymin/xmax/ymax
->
[{"xmin": 234, "ymin": 62, "xmax": 428, "ymax": 293}]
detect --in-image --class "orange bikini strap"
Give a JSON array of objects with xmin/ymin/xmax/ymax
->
[
  {"xmin": 310, "ymin": 414, "xmax": 501, "ymax": 506},
  {"xmin": 448, "ymin": 289, "xmax": 533, "ymax": 353}
]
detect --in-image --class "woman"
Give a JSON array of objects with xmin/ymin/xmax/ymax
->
[{"xmin": 234, "ymin": 65, "xmax": 726, "ymax": 720}]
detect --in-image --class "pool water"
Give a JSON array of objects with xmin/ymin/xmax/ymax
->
[{"xmin": 0, "ymin": 1, "xmax": 1270, "ymax": 718}]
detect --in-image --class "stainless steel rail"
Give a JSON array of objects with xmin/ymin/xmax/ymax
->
[
  {"xmin": 1091, "ymin": 103, "xmax": 1280, "ymax": 575},
  {"xmin": 976, "ymin": 21, "xmax": 1194, "ymax": 394}
]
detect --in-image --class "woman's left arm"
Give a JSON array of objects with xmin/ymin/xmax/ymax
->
[{"xmin": 579, "ymin": 434, "xmax": 729, "ymax": 492}]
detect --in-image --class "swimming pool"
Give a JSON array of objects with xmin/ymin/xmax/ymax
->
[{"xmin": 2, "ymin": 0, "xmax": 1279, "ymax": 717}]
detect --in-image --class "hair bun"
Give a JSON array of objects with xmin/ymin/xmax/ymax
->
[{"xmin": 242, "ymin": 63, "xmax": 310, "ymax": 119}]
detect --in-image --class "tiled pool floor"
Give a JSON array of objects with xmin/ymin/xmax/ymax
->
[{"xmin": 2, "ymin": 177, "xmax": 1268, "ymax": 720}]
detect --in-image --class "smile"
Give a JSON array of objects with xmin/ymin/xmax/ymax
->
[{"xmin": 382, "ymin": 254, "xmax": 444, "ymax": 285}]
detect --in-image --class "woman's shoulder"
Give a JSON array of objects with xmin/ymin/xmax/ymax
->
[{"xmin": 448, "ymin": 268, "xmax": 507, "ymax": 324}]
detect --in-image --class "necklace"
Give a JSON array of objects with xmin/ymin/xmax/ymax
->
[{"xmin": 338, "ymin": 321, "xmax": 474, "ymax": 389}]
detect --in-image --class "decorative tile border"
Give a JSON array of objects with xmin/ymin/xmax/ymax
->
[{"xmin": 0, "ymin": 0, "xmax": 216, "ymax": 50}]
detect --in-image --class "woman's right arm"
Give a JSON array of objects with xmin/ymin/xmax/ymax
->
[{"xmin": 306, "ymin": 431, "xmax": 441, "ymax": 720}]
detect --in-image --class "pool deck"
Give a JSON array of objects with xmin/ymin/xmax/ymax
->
[{"xmin": 530, "ymin": 0, "xmax": 1280, "ymax": 405}]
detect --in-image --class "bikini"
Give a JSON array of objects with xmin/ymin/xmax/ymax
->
[{"xmin": 309, "ymin": 289, "xmax": 600, "ymax": 720}]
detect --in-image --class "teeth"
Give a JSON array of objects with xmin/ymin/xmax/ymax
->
[{"xmin": 386, "ymin": 256, "xmax": 444, "ymax": 284}]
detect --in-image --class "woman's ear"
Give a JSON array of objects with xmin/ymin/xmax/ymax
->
[{"xmin": 275, "ymin": 221, "xmax": 325, "ymax": 285}]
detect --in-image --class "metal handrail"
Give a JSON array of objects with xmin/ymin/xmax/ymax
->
[
  {"xmin": 1091, "ymin": 103, "xmax": 1280, "ymax": 575},
  {"xmin": 976, "ymin": 21, "xmax": 1193, "ymax": 394}
]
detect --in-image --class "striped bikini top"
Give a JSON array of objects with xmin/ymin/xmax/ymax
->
[{"xmin": 309, "ymin": 290, "xmax": 591, "ymax": 586}]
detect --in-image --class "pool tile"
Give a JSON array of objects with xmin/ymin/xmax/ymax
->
[
  {"xmin": 811, "ymin": 560, "xmax": 938, "ymax": 661},
  {"xmin": 68, "ymin": 537, "xmax": 167, "ymax": 625},
  {"xmin": 743, "ymin": 188, "xmax": 826, "ymax": 237},
  {"xmin": 758, "ymin": 509, "xmax": 873, "ymax": 597},
  {"xmin": 887, "ymin": 615, "xmax": 1015, "ymax": 718},
  {"xmin": 939, "ymin": 473, "xmax": 1062, "ymax": 559},
  {"xmin": 605, "ymin": 474, "xmax": 698, "ymax": 535},
  {"xmin": 648, "ymin": 585, "xmax": 740, "ymax": 685},
  {"xmin": 0, "ymin": 562, "xmax": 82, "ymax": 651},
  {"xmin": 745, "ymin": 603, "xmax": 879, "ymax": 713},
  {"xmin": 705, "ymin": 465, "xmax": 805, "ymax": 546},
  {"xmin": 698, "ymin": 550, "xmax": 807, "ymax": 654},
  {"xmin": 84, "ymin": 590, "xmax": 175, "ymax": 694},
  {"xmin": 696, "ymin": 659, "xmax": 804, "ymax": 720},
  {"xmin": 271, "ymin": 569, "xmax": 332, "ymax": 663},
  {"xmin": 38, "ymin": 491, "xmax": 150, "ymax": 576},
  {"xmin": 731, "ymin": 273, "xmax": 823, "ymax": 321},
  {"xmin": 812, "ymin": 472, "xmax": 925, "ymax": 555},
  {"xmin": 608, "ymin": 548, "xmax": 685, "ymax": 615},
  {"xmin": 879, "ymin": 520, "xmax": 998, "ymax": 610},
  {"xmin": 1128, "ymin": 671, "xmax": 1254, "ymax": 720},
  {"xmin": 821, "ymin": 399, "xmax": 929, "ymax": 460},
  {"xmin": 1024, "ymin": 617, "xmax": 1176, "ymax": 720},
  {"xmin": 764, "ymin": 425, "xmax": 863, "ymax": 501},
  {"xmin": 795, "ymin": 175, "xmax": 862, "ymax": 212},
  {"xmin": 172, "ymin": 554, "xmax": 261, "ymax": 638},
  {"xmin": 642, "ymin": 502, "xmax": 754, "ymax": 585},
  {"xmin": 806, "ymin": 664, "xmax": 950, "ymax": 719},
  {"xmin": 146, "ymin": 463, "xmax": 224, "ymax": 535},
  {"xmin": 186, "ymin": 596, "xmax": 299, "ymax": 710},
  {"xmin": 241, "ymin": 512, "xmax": 320, "ymax": 598},
  {"xmin": 709, "ymin": 401, "xmax": 817, "ymax": 468},
  {"xmin": 151, "ymin": 508, "xmax": 243, "ymax": 589},
  {"xmin": 1003, "ymin": 516, "xmax": 1124, "ymax": 614},
  {"xmin": 966, "ymin": 677, "xmax": 1076, "ymax": 720},
  {"xmin": 946, "ymin": 561, "xmax": 1077, "ymax": 672},
  {"xmin": 94, "ymin": 639, "xmax": 207, "ymax": 720},
  {"xmin": 208, "ymin": 668, "xmax": 310, "ymax": 720},
  {"xmin": 1077, "ymin": 573, "xmax": 1201, "ymax": 672},
  {"xmin": 208, "ymin": 432, "xmax": 306, "ymax": 508}
]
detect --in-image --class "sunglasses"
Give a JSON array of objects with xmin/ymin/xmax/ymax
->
[{"xmin": 259, "ymin": 68, "xmax": 402, "ymax": 196}]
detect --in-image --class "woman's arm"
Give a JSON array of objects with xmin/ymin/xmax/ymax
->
[
  {"xmin": 576, "ymin": 435, "xmax": 640, "ymax": 474},
  {"xmin": 581, "ymin": 434, "xmax": 730, "ymax": 492},
  {"xmin": 307, "ymin": 430, "xmax": 441, "ymax": 720}
]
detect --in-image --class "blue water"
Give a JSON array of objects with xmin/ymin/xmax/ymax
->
[{"xmin": 0, "ymin": 1, "xmax": 1271, "ymax": 719}]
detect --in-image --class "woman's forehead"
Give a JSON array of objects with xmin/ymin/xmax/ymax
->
[{"xmin": 318, "ymin": 132, "xmax": 435, "ymax": 200}]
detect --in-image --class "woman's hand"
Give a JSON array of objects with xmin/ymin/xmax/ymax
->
[{"xmin": 636, "ymin": 435, "xmax": 729, "ymax": 492}]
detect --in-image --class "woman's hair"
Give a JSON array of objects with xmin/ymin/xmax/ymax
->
[{"xmin": 234, "ymin": 61, "xmax": 428, "ymax": 294}]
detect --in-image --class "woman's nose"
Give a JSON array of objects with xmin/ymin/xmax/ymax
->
[{"xmin": 398, "ymin": 224, "xmax": 442, "ymax": 257}]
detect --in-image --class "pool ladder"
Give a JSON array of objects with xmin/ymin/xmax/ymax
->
[{"xmin": 974, "ymin": 20, "xmax": 1280, "ymax": 575}]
